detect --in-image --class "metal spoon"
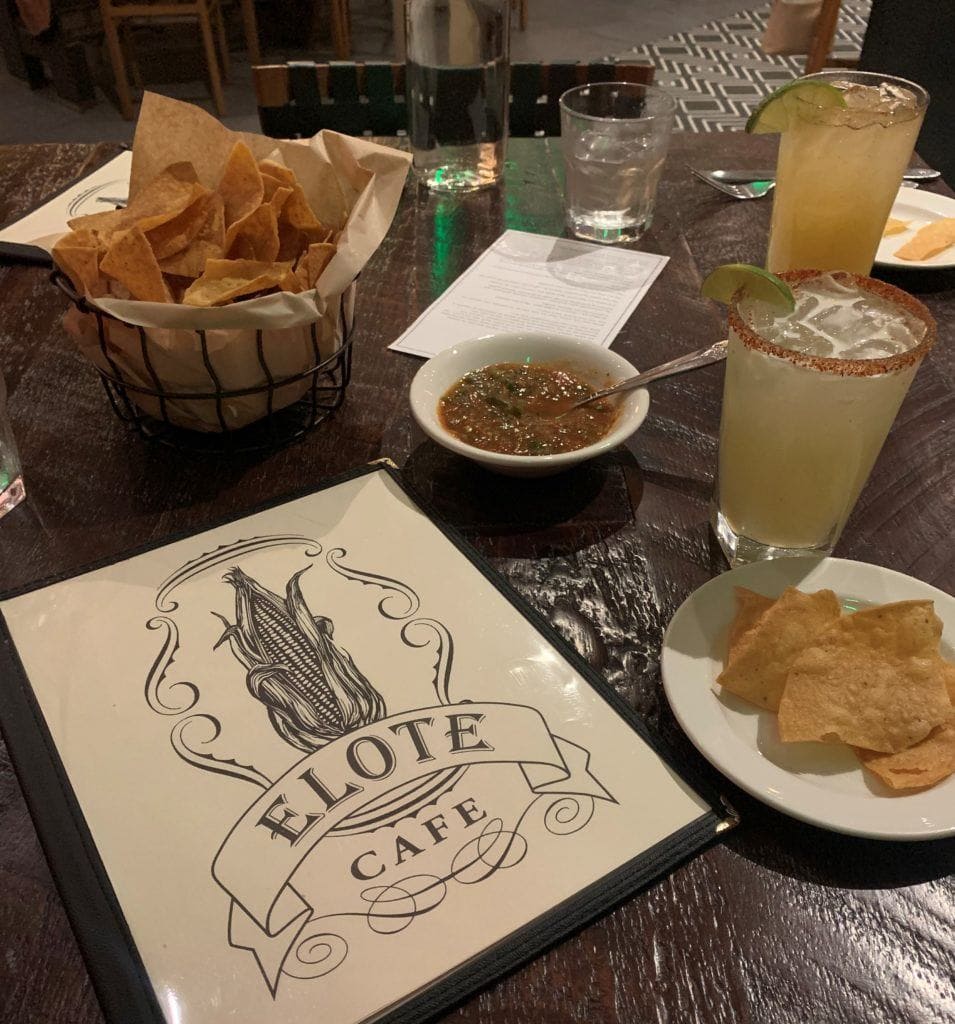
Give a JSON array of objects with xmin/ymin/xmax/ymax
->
[{"xmin": 565, "ymin": 338, "xmax": 729, "ymax": 413}]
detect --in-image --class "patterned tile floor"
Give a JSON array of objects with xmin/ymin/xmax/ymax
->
[{"xmin": 619, "ymin": 0, "xmax": 872, "ymax": 131}]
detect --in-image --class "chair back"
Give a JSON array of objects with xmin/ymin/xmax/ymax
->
[
  {"xmin": 253, "ymin": 60, "xmax": 655, "ymax": 139},
  {"xmin": 858, "ymin": 0, "xmax": 954, "ymax": 186}
]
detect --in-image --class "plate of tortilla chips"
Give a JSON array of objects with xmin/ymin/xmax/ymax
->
[
  {"xmin": 661, "ymin": 557, "xmax": 955, "ymax": 840},
  {"xmin": 876, "ymin": 188, "xmax": 955, "ymax": 270}
]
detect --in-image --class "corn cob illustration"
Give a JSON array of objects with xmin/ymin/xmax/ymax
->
[{"xmin": 214, "ymin": 566, "xmax": 387, "ymax": 752}]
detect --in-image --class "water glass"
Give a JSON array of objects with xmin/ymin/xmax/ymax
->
[
  {"xmin": 406, "ymin": 0, "xmax": 510, "ymax": 193},
  {"xmin": 0, "ymin": 370, "xmax": 25, "ymax": 519},
  {"xmin": 559, "ymin": 82, "xmax": 676, "ymax": 244}
]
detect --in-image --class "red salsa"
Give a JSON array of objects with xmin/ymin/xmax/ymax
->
[{"xmin": 438, "ymin": 361, "xmax": 618, "ymax": 456}]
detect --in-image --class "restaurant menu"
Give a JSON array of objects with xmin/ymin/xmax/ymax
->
[
  {"xmin": 0, "ymin": 466, "xmax": 728, "ymax": 1024},
  {"xmin": 0, "ymin": 150, "xmax": 131, "ymax": 259},
  {"xmin": 390, "ymin": 229, "xmax": 669, "ymax": 358}
]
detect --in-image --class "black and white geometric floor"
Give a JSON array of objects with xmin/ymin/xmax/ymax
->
[{"xmin": 617, "ymin": 0, "xmax": 872, "ymax": 132}]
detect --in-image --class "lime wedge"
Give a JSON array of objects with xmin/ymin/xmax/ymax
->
[
  {"xmin": 700, "ymin": 263, "xmax": 795, "ymax": 312},
  {"xmin": 746, "ymin": 80, "xmax": 847, "ymax": 134}
]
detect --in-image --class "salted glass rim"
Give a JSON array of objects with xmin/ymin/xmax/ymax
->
[
  {"xmin": 728, "ymin": 270, "xmax": 936, "ymax": 377},
  {"xmin": 558, "ymin": 82, "xmax": 677, "ymax": 123}
]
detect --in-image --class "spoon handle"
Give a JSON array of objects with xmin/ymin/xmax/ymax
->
[{"xmin": 575, "ymin": 339, "xmax": 729, "ymax": 409}]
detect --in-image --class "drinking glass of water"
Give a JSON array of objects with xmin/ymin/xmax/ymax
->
[
  {"xmin": 406, "ymin": 0, "xmax": 510, "ymax": 193},
  {"xmin": 0, "ymin": 370, "xmax": 25, "ymax": 519},
  {"xmin": 559, "ymin": 82, "xmax": 676, "ymax": 244}
]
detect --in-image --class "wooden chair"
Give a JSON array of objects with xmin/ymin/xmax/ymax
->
[
  {"xmin": 252, "ymin": 60, "xmax": 655, "ymax": 139},
  {"xmin": 311, "ymin": 0, "xmax": 350, "ymax": 59},
  {"xmin": 804, "ymin": 0, "xmax": 857, "ymax": 73},
  {"xmin": 99, "ymin": 0, "xmax": 261, "ymax": 119},
  {"xmin": 1, "ymin": 0, "xmax": 98, "ymax": 107}
]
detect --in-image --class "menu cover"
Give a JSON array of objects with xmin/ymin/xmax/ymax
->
[
  {"xmin": 0, "ymin": 464, "xmax": 731, "ymax": 1024},
  {"xmin": 0, "ymin": 150, "xmax": 131, "ymax": 262}
]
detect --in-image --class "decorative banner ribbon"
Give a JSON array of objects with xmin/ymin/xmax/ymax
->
[{"xmin": 214, "ymin": 702, "xmax": 611, "ymax": 989}]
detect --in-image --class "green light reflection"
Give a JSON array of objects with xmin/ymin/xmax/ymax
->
[{"xmin": 430, "ymin": 196, "xmax": 463, "ymax": 297}]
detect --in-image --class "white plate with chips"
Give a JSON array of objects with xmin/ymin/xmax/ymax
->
[
  {"xmin": 875, "ymin": 187, "xmax": 955, "ymax": 269},
  {"xmin": 661, "ymin": 557, "xmax": 955, "ymax": 841}
]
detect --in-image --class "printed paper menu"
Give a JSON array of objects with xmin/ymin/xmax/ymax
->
[
  {"xmin": 390, "ymin": 229, "xmax": 668, "ymax": 358},
  {"xmin": 0, "ymin": 150, "xmax": 131, "ymax": 257}
]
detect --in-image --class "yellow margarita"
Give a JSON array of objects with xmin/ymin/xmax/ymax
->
[
  {"xmin": 758, "ymin": 72, "xmax": 928, "ymax": 275},
  {"xmin": 713, "ymin": 271, "xmax": 935, "ymax": 564}
]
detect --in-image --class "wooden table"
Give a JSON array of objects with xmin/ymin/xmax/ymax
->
[{"xmin": 1, "ymin": 135, "xmax": 954, "ymax": 1024}]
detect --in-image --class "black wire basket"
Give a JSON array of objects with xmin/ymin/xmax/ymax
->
[{"xmin": 52, "ymin": 270, "xmax": 355, "ymax": 455}]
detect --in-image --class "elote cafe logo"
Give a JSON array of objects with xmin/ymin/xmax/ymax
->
[{"xmin": 145, "ymin": 535, "xmax": 614, "ymax": 994}]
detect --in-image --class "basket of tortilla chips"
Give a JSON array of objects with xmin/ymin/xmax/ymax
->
[{"xmin": 49, "ymin": 93, "xmax": 410, "ymax": 443}]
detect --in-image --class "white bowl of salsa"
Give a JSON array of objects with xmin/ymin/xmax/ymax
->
[{"xmin": 409, "ymin": 333, "xmax": 650, "ymax": 477}]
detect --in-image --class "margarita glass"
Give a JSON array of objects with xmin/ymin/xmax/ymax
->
[{"xmin": 713, "ymin": 270, "xmax": 935, "ymax": 565}]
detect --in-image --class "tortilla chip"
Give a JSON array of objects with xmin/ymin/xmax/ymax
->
[
  {"xmin": 295, "ymin": 241, "xmax": 336, "ymax": 289},
  {"xmin": 716, "ymin": 587, "xmax": 841, "ymax": 711},
  {"xmin": 895, "ymin": 218, "xmax": 955, "ymax": 261},
  {"xmin": 100, "ymin": 225, "xmax": 170, "ymax": 303},
  {"xmin": 158, "ymin": 194, "xmax": 225, "ymax": 278},
  {"xmin": 279, "ymin": 269, "xmax": 305, "ymax": 293},
  {"xmin": 269, "ymin": 185, "xmax": 294, "ymax": 217},
  {"xmin": 217, "ymin": 141, "xmax": 264, "ymax": 227},
  {"xmin": 778, "ymin": 601, "xmax": 952, "ymax": 752},
  {"xmin": 882, "ymin": 217, "xmax": 909, "ymax": 237},
  {"xmin": 66, "ymin": 206, "xmax": 127, "ymax": 240},
  {"xmin": 131, "ymin": 181, "xmax": 210, "ymax": 235},
  {"xmin": 224, "ymin": 202, "xmax": 280, "ymax": 263},
  {"xmin": 280, "ymin": 183, "xmax": 326, "ymax": 234},
  {"xmin": 182, "ymin": 258, "xmax": 292, "ymax": 306},
  {"xmin": 726, "ymin": 588, "xmax": 776, "ymax": 666},
  {"xmin": 942, "ymin": 663, "xmax": 955, "ymax": 706},
  {"xmin": 260, "ymin": 173, "xmax": 283, "ymax": 202},
  {"xmin": 856, "ymin": 664, "xmax": 955, "ymax": 788},
  {"xmin": 856, "ymin": 723, "xmax": 955, "ymax": 790},
  {"xmin": 69, "ymin": 170, "xmax": 204, "ymax": 241},
  {"xmin": 258, "ymin": 158, "xmax": 297, "ymax": 187},
  {"xmin": 52, "ymin": 230, "xmax": 105, "ymax": 297},
  {"xmin": 145, "ymin": 187, "xmax": 215, "ymax": 260}
]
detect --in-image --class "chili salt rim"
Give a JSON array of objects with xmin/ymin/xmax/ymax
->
[{"xmin": 728, "ymin": 270, "xmax": 936, "ymax": 377}]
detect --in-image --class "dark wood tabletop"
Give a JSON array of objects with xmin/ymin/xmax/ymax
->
[{"xmin": 1, "ymin": 134, "xmax": 953, "ymax": 1024}]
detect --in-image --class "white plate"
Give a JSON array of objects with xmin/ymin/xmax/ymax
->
[
  {"xmin": 661, "ymin": 557, "xmax": 955, "ymax": 841},
  {"xmin": 875, "ymin": 187, "xmax": 955, "ymax": 270}
]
